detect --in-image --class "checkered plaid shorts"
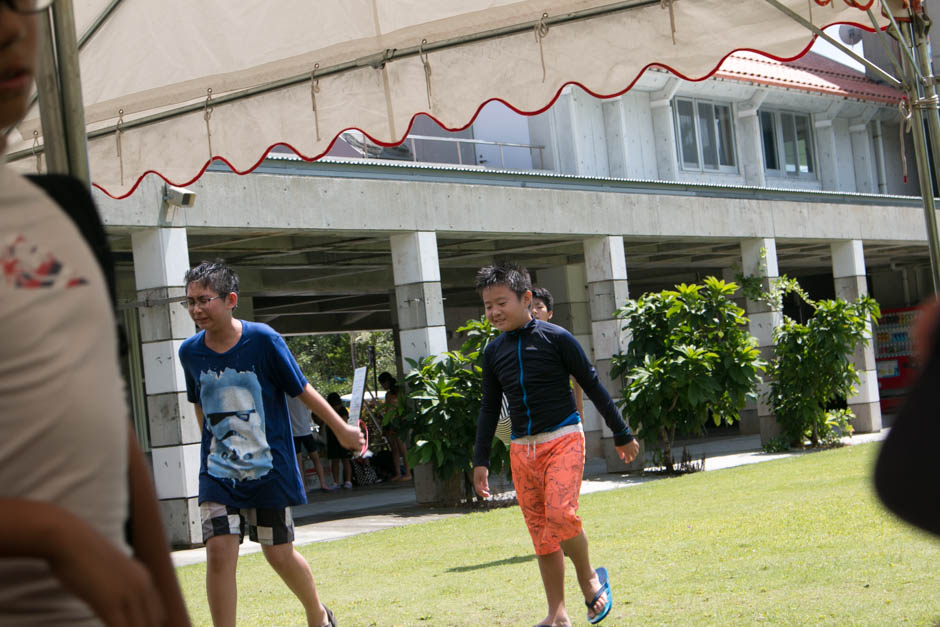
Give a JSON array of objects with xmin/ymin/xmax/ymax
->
[{"xmin": 199, "ymin": 502, "xmax": 295, "ymax": 546}]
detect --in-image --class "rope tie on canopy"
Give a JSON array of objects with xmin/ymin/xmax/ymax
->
[
  {"xmin": 203, "ymin": 88, "xmax": 214, "ymax": 161},
  {"xmin": 899, "ymin": 98, "xmax": 912, "ymax": 182},
  {"xmin": 661, "ymin": 0, "xmax": 679, "ymax": 44},
  {"xmin": 419, "ymin": 39, "xmax": 433, "ymax": 110},
  {"xmin": 311, "ymin": 63, "xmax": 321, "ymax": 141},
  {"xmin": 535, "ymin": 12, "xmax": 549, "ymax": 82},
  {"xmin": 116, "ymin": 109, "xmax": 124, "ymax": 186},
  {"xmin": 31, "ymin": 130, "xmax": 41, "ymax": 174}
]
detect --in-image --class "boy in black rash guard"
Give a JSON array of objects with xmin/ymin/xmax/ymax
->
[{"xmin": 472, "ymin": 263, "xmax": 639, "ymax": 627}]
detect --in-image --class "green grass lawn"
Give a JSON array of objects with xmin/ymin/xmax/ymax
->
[{"xmin": 176, "ymin": 443, "xmax": 940, "ymax": 626}]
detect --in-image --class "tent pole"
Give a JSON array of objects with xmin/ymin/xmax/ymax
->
[
  {"xmin": 912, "ymin": 15, "xmax": 940, "ymax": 290},
  {"xmin": 899, "ymin": 23, "xmax": 940, "ymax": 292},
  {"xmin": 33, "ymin": 8, "xmax": 68, "ymax": 174},
  {"xmin": 32, "ymin": 0, "xmax": 90, "ymax": 186},
  {"xmin": 51, "ymin": 0, "xmax": 90, "ymax": 187}
]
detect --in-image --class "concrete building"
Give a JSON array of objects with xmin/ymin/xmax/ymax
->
[{"xmin": 96, "ymin": 50, "xmax": 929, "ymax": 546}]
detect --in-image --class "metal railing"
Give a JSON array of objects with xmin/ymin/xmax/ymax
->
[{"xmin": 344, "ymin": 133, "xmax": 546, "ymax": 170}]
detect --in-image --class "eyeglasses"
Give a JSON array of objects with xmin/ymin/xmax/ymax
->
[
  {"xmin": 180, "ymin": 295, "xmax": 224, "ymax": 309},
  {"xmin": 3, "ymin": 0, "xmax": 56, "ymax": 14}
]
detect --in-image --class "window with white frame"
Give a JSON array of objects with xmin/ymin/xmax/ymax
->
[
  {"xmin": 759, "ymin": 110, "xmax": 815, "ymax": 177},
  {"xmin": 674, "ymin": 97, "xmax": 737, "ymax": 172}
]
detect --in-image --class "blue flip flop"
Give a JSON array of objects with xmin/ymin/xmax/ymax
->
[{"xmin": 586, "ymin": 566, "xmax": 612, "ymax": 624}]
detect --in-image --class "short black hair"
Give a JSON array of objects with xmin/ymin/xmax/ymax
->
[
  {"xmin": 326, "ymin": 392, "xmax": 342, "ymax": 407},
  {"xmin": 531, "ymin": 287, "xmax": 554, "ymax": 312},
  {"xmin": 475, "ymin": 262, "xmax": 531, "ymax": 298},
  {"xmin": 378, "ymin": 371, "xmax": 395, "ymax": 385},
  {"xmin": 184, "ymin": 260, "xmax": 239, "ymax": 297}
]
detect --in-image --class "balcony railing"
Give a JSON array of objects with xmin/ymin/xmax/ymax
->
[{"xmin": 339, "ymin": 131, "xmax": 546, "ymax": 170}]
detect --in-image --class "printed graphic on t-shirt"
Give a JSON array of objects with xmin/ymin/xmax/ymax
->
[
  {"xmin": 1, "ymin": 234, "xmax": 88, "ymax": 289},
  {"xmin": 200, "ymin": 367, "xmax": 274, "ymax": 482}
]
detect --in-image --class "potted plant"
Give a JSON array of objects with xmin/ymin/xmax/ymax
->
[{"xmin": 396, "ymin": 317, "xmax": 510, "ymax": 504}]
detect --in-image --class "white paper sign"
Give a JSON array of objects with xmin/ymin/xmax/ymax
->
[{"xmin": 348, "ymin": 366, "xmax": 367, "ymax": 425}]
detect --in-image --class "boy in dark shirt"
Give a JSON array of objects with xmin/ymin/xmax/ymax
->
[{"xmin": 472, "ymin": 263, "xmax": 639, "ymax": 626}]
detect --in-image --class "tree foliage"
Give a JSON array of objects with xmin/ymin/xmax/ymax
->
[
  {"xmin": 285, "ymin": 331, "xmax": 397, "ymax": 396},
  {"xmin": 398, "ymin": 317, "xmax": 510, "ymax": 485},
  {"xmin": 766, "ymin": 291, "xmax": 880, "ymax": 447},
  {"xmin": 611, "ymin": 277, "xmax": 765, "ymax": 470}
]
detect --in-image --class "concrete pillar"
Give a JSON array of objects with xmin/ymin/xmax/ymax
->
[
  {"xmin": 815, "ymin": 104, "xmax": 854, "ymax": 192},
  {"xmin": 815, "ymin": 118, "xmax": 839, "ymax": 191},
  {"xmin": 583, "ymin": 236, "xmax": 634, "ymax": 470},
  {"xmin": 741, "ymin": 238, "xmax": 783, "ymax": 443},
  {"xmin": 390, "ymin": 232, "xmax": 448, "ymax": 373},
  {"xmin": 602, "ymin": 97, "xmax": 628, "ymax": 179},
  {"xmin": 131, "ymin": 227, "xmax": 202, "ymax": 548},
  {"xmin": 650, "ymin": 78, "xmax": 680, "ymax": 181},
  {"xmin": 736, "ymin": 90, "xmax": 768, "ymax": 187},
  {"xmin": 535, "ymin": 263, "xmax": 596, "ymax": 453},
  {"xmin": 831, "ymin": 240, "xmax": 882, "ymax": 433},
  {"xmin": 849, "ymin": 121, "xmax": 877, "ymax": 194}
]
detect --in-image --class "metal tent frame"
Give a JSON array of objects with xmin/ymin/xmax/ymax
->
[{"xmin": 29, "ymin": 0, "xmax": 940, "ymax": 290}]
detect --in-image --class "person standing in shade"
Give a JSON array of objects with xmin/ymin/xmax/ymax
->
[
  {"xmin": 378, "ymin": 373, "xmax": 412, "ymax": 481},
  {"xmin": 179, "ymin": 261, "xmax": 363, "ymax": 627},
  {"xmin": 472, "ymin": 263, "xmax": 639, "ymax": 627},
  {"xmin": 287, "ymin": 394, "xmax": 336, "ymax": 493},
  {"xmin": 325, "ymin": 392, "xmax": 355, "ymax": 489}
]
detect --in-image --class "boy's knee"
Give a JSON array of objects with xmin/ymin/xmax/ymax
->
[
  {"xmin": 261, "ymin": 542, "xmax": 296, "ymax": 569},
  {"xmin": 205, "ymin": 535, "xmax": 239, "ymax": 572}
]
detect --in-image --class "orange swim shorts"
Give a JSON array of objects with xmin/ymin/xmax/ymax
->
[{"xmin": 510, "ymin": 427, "xmax": 585, "ymax": 555}]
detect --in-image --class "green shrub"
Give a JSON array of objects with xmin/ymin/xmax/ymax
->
[
  {"xmin": 611, "ymin": 277, "xmax": 765, "ymax": 471},
  {"xmin": 768, "ymin": 293, "xmax": 879, "ymax": 447},
  {"xmin": 762, "ymin": 435, "xmax": 791, "ymax": 453},
  {"xmin": 397, "ymin": 317, "xmax": 509, "ymax": 486}
]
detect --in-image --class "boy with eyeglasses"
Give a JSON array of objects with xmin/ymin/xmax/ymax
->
[
  {"xmin": 1, "ymin": 2, "xmax": 189, "ymax": 626},
  {"xmin": 472, "ymin": 263, "xmax": 639, "ymax": 626},
  {"xmin": 179, "ymin": 260, "xmax": 363, "ymax": 627}
]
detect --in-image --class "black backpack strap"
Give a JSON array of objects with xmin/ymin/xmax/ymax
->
[
  {"xmin": 26, "ymin": 174, "xmax": 116, "ymax": 307},
  {"xmin": 26, "ymin": 174, "xmax": 134, "ymax": 545}
]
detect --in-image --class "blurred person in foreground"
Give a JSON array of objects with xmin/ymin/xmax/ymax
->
[
  {"xmin": 0, "ymin": 1, "xmax": 188, "ymax": 624},
  {"xmin": 874, "ymin": 298, "xmax": 940, "ymax": 537}
]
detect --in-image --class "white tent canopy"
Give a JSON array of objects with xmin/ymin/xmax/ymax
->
[{"xmin": 6, "ymin": 0, "xmax": 901, "ymax": 197}]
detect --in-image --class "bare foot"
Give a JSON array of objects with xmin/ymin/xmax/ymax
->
[
  {"xmin": 583, "ymin": 572, "xmax": 608, "ymax": 621},
  {"xmin": 535, "ymin": 613, "xmax": 571, "ymax": 627}
]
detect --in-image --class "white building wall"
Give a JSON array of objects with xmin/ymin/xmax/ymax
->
[
  {"xmin": 527, "ymin": 109, "xmax": 558, "ymax": 172},
  {"xmin": 569, "ymin": 88, "xmax": 610, "ymax": 177},
  {"xmin": 833, "ymin": 118, "xmax": 859, "ymax": 192},
  {"xmin": 881, "ymin": 119, "xmax": 923, "ymax": 196},
  {"xmin": 617, "ymin": 91, "xmax": 658, "ymax": 180}
]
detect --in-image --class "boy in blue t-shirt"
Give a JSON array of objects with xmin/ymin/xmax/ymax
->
[{"xmin": 179, "ymin": 261, "xmax": 363, "ymax": 627}]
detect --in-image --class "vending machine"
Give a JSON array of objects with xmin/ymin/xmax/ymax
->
[{"xmin": 874, "ymin": 307, "xmax": 918, "ymax": 415}]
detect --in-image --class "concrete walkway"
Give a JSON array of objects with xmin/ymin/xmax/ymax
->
[{"xmin": 171, "ymin": 430, "xmax": 887, "ymax": 568}]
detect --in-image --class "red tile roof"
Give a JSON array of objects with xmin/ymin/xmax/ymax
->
[{"xmin": 715, "ymin": 51, "xmax": 903, "ymax": 104}]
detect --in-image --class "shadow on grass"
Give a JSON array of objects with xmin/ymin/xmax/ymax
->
[{"xmin": 446, "ymin": 553, "xmax": 536, "ymax": 573}]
